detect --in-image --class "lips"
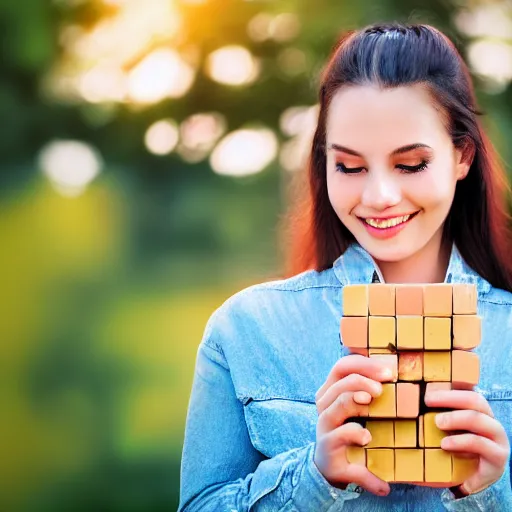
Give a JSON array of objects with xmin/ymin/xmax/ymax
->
[{"xmin": 360, "ymin": 211, "xmax": 420, "ymax": 229}]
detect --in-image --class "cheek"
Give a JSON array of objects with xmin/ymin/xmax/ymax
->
[
  {"xmin": 408, "ymin": 167, "xmax": 457, "ymax": 208},
  {"xmin": 327, "ymin": 176, "xmax": 360, "ymax": 216}
]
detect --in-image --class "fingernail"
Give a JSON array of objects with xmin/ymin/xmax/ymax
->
[
  {"xmin": 373, "ymin": 383, "xmax": 382, "ymax": 396},
  {"xmin": 362, "ymin": 433, "xmax": 371, "ymax": 445},
  {"xmin": 378, "ymin": 488, "xmax": 388, "ymax": 496},
  {"xmin": 425, "ymin": 391, "xmax": 438, "ymax": 402},
  {"xmin": 436, "ymin": 413, "xmax": 447, "ymax": 427}
]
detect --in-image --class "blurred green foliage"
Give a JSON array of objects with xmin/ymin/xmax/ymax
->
[{"xmin": 1, "ymin": 0, "xmax": 510, "ymax": 510}]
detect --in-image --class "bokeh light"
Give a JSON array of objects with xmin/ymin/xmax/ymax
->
[
  {"xmin": 205, "ymin": 46, "xmax": 260, "ymax": 86},
  {"xmin": 144, "ymin": 120, "xmax": 180, "ymax": 156}
]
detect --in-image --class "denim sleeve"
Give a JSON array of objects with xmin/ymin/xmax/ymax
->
[
  {"xmin": 178, "ymin": 339, "xmax": 363, "ymax": 511},
  {"xmin": 440, "ymin": 461, "xmax": 512, "ymax": 511}
]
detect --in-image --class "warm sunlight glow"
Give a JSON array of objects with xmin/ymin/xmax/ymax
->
[
  {"xmin": 145, "ymin": 120, "xmax": 179, "ymax": 155},
  {"xmin": 206, "ymin": 46, "xmax": 260, "ymax": 86}
]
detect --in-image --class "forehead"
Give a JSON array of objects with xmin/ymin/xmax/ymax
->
[{"xmin": 326, "ymin": 84, "xmax": 450, "ymax": 152}]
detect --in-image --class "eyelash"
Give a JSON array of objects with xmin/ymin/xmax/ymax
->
[{"xmin": 335, "ymin": 160, "xmax": 430, "ymax": 174}]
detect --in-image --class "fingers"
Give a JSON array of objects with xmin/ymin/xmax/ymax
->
[
  {"xmin": 436, "ymin": 410, "xmax": 508, "ymax": 446},
  {"xmin": 321, "ymin": 421, "xmax": 370, "ymax": 451},
  {"xmin": 344, "ymin": 463, "xmax": 391, "ymax": 496},
  {"xmin": 316, "ymin": 373, "xmax": 382, "ymax": 414},
  {"xmin": 442, "ymin": 433, "xmax": 509, "ymax": 468},
  {"xmin": 317, "ymin": 392, "xmax": 368, "ymax": 435},
  {"xmin": 425, "ymin": 390, "xmax": 494, "ymax": 417},
  {"xmin": 316, "ymin": 355, "xmax": 394, "ymax": 403}
]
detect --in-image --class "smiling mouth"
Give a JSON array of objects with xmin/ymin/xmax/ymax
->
[{"xmin": 360, "ymin": 211, "xmax": 420, "ymax": 229}]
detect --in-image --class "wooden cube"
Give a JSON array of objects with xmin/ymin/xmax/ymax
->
[
  {"xmin": 419, "ymin": 415, "xmax": 424, "ymax": 447},
  {"xmin": 343, "ymin": 285, "xmax": 368, "ymax": 316},
  {"xmin": 340, "ymin": 316, "xmax": 368, "ymax": 349},
  {"xmin": 426, "ymin": 382, "xmax": 452, "ymax": 393},
  {"xmin": 367, "ymin": 449, "xmax": 394, "ymax": 482},
  {"xmin": 398, "ymin": 352, "xmax": 423, "ymax": 381},
  {"xmin": 366, "ymin": 420, "xmax": 394, "ymax": 448},
  {"xmin": 369, "ymin": 348, "xmax": 394, "ymax": 355},
  {"xmin": 395, "ymin": 449, "xmax": 424, "ymax": 482},
  {"xmin": 425, "ymin": 449, "xmax": 452, "ymax": 483},
  {"xmin": 397, "ymin": 316, "xmax": 423, "ymax": 350},
  {"xmin": 423, "ymin": 352, "xmax": 451, "ymax": 381},
  {"xmin": 369, "ymin": 316, "xmax": 396, "ymax": 349},
  {"xmin": 369, "ymin": 354, "xmax": 398, "ymax": 382},
  {"xmin": 452, "ymin": 455, "xmax": 478, "ymax": 483},
  {"xmin": 423, "ymin": 284, "xmax": 452, "ymax": 317},
  {"xmin": 369, "ymin": 383, "xmax": 396, "ymax": 417},
  {"xmin": 397, "ymin": 383, "xmax": 420, "ymax": 418},
  {"xmin": 424, "ymin": 317, "xmax": 452, "ymax": 350},
  {"xmin": 453, "ymin": 315, "xmax": 481, "ymax": 350},
  {"xmin": 453, "ymin": 284, "xmax": 477, "ymax": 315},
  {"xmin": 424, "ymin": 412, "xmax": 447, "ymax": 447},
  {"xmin": 369, "ymin": 284, "xmax": 396, "ymax": 316},
  {"xmin": 396, "ymin": 285, "xmax": 423, "ymax": 315},
  {"xmin": 348, "ymin": 347, "xmax": 369, "ymax": 356},
  {"xmin": 394, "ymin": 420, "xmax": 417, "ymax": 448},
  {"xmin": 452, "ymin": 350, "xmax": 480, "ymax": 390},
  {"xmin": 346, "ymin": 446, "xmax": 366, "ymax": 466}
]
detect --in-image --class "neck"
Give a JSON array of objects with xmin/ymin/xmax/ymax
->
[{"xmin": 373, "ymin": 231, "xmax": 451, "ymax": 284}]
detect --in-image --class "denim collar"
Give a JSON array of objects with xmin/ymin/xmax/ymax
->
[{"xmin": 332, "ymin": 242, "xmax": 491, "ymax": 294}]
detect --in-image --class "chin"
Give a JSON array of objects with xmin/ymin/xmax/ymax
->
[{"xmin": 356, "ymin": 237, "xmax": 419, "ymax": 263}]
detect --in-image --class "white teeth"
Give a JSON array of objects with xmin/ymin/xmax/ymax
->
[{"xmin": 364, "ymin": 214, "xmax": 411, "ymax": 229}]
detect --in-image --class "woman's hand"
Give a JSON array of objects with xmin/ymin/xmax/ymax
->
[
  {"xmin": 425, "ymin": 388, "xmax": 510, "ymax": 495},
  {"xmin": 314, "ymin": 355, "xmax": 395, "ymax": 496}
]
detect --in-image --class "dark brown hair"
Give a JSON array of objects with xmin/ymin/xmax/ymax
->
[{"xmin": 280, "ymin": 22, "xmax": 512, "ymax": 292}]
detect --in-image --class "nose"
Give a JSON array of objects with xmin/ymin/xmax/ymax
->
[{"xmin": 360, "ymin": 171, "xmax": 401, "ymax": 211}]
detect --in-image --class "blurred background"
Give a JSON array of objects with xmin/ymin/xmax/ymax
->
[{"xmin": 1, "ymin": 0, "xmax": 511, "ymax": 510}]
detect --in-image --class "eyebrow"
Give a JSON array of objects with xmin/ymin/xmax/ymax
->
[{"xmin": 327, "ymin": 142, "xmax": 432, "ymax": 157}]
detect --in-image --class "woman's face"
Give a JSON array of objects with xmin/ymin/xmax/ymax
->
[{"xmin": 325, "ymin": 84, "xmax": 470, "ymax": 263}]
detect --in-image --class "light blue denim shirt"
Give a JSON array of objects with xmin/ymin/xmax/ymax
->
[{"xmin": 179, "ymin": 243, "xmax": 512, "ymax": 511}]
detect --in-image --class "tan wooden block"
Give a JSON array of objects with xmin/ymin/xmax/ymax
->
[
  {"xmin": 419, "ymin": 415, "xmax": 424, "ymax": 447},
  {"xmin": 343, "ymin": 284, "xmax": 368, "ymax": 316},
  {"xmin": 426, "ymin": 382, "xmax": 452, "ymax": 393},
  {"xmin": 340, "ymin": 316, "xmax": 368, "ymax": 349},
  {"xmin": 369, "ymin": 354, "xmax": 398, "ymax": 382},
  {"xmin": 395, "ymin": 285, "xmax": 423, "ymax": 315},
  {"xmin": 398, "ymin": 352, "xmax": 423, "ymax": 381},
  {"xmin": 423, "ymin": 284, "xmax": 453, "ymax": 317},
  {"xmin": 369, "ymin": 383, "xmax": 396, "ymax": 417},
  {"xmin": 367, "ymin": 449, "xmax": 394, "ymax": 482},
  {"xmin": 366, "ymin": 420, "xmax": 394, "ymax": 448},
  {"xmin": 425, "ymin": 449, "xmax": 452, "ymax": 483},
  {"xmin": 394, "ymin": 420, "xmax": 417, "ymax": 448},
  {"xmin": 423, "ymin": 352, "xmax": 451, "ymax": 382},
  {"xmin": 369, "ymin": 348, "xmax": 394, "ymax": 355},
  {"xmin": 424, "ymin": 412, "xmax": 447, "ymax": 447},
  {"xmin": 369, "ymin": 316, "xmax": 396, "ymax": 349},
  {"xmin": 395, "ymin": 449, "xmax": 424, "ymax": 482},
  {"xmin": 452, "ymin": 455, "xmax": 479, "ymax": 483},
  {"xmin": 396, "ymin": 383, "xmax": 420, "ymax": 418},
  {"xmin": 397, "ymin": 316, "xmax": 423, "ymax": 350},
  {"xmin": 424, "ymin": 317, "xmax": 452, "ymax": 350},
  {"xmin": 369, "ymin": 284, "xmax": 396, "ymax": 316},
  {"xmin": 453, "ymin": 284, "xmax": 477, "ymax": 315},
  {"xmin": 453, "ymin": 315, "xmax": 481, "ymax": 350},
  {"xmin": 452, "ymin": 350, "xmax": 480, "ymax": 390},
  {"xmin": 349, "ymin": 347, "xmax": 369, "ymax": 356},
  {"xmin": 346, "ymin": 446, "xmax": 366, "ymax": 466}
]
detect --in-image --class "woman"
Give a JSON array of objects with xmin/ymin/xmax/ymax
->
[{"xmin": 179, "ymin": 22, "xmax": 512, "ymax": 511}]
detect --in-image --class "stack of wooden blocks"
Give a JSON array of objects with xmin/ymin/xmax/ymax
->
[{"xmin": 340, "ymin": 283, "xmax": 480, "ymax": 484}]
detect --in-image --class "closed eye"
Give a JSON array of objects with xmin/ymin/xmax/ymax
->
[{"xmin": 335, "ymin": 160, "xmax": 430, "ymax": 174}]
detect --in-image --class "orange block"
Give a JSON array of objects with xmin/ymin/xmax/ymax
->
[
  {"xmin": 395, "ymin": 449, "xmax": 424, "ymax": 482},
  {"xmin": 426, "ymin": 382, "xmax": 452, "ymax": 393},
  {"xmin": 397, "ymin": 316, "xmax": 423, "ymax": 350},
  {"xmin": 340, "ymin": 316, "xmax": 368, "ymax": 349},
  {"xmin": 369, "ymin": 383, "xmax": 396, "ymax": 417},
  {"xmin": 343, "ymin": 284, "xmax": 368, "ymax": 316},
  {"xmin": 369, "ymin": 284, "xmax": 396, "ymax": 316},
  {"xmin": 452, "ymin": 455, "xmax": 479, "ymax": 483},
  {"xmin": 452, "ymin": 350, "xmax": 480, "ymax": 390},
  {"xmin": 349, "ymin": 347, "xmax": 369, "ymax": 356},
  {"xmin": 452, "ymin": 284, "xmax": 477, "ymax": 315},
  {"xmin": 369, "ymin": 354, "xmax": 398, "ymax": 382},
  {"xmin": 453, "ymin": 315, "xmax": 481, "ymax": 350},
  {"xmin": 395, "ymin": 285, "xmax": 423, "ymax": 315},
  {"xmin": 424, "ymin": 317, "xmax": 452, "ymax": 350},
  {"xmin": 398, "ymin": 352, "xmax": 423, "ymax": 381},
  {"xmin": 369, "ymin": 316, "xmax": 396, "ymax": 349},
  {"xmin": 396, "ymin": 383, "xmax": 420, "ymax": 418},
  {"xmin": 425, "ymin": 449, "xmax": 452, "ymax": 483},
  {"xmin": 423, "ymin": 284, "xmax": 452, "ymax": 317}
]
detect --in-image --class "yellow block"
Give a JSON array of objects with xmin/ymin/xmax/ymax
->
[
  {"xmin": 343, "ymin": 284, "xmax": 368, "ymax": 316},
  {"xmin": 367, "ymin": 449, "xmax": 394, "ymax": 482},
  {"xmin": 424, "ymin": 412, "xmax": 447, "ymax": 447},
  {"xmin": 394, "ymin": 420, "xmax": 417, "ymax": 448},
  {"xmin": 423, "ymin": 352, "xmax": 451, "ymax": 381},
  {"xmin": 369, "ymin": 316, "xmax": 396, "ymax": 349},
  {"xmin": 419, "ymin": 415, "xmax": 424, "ymax": 447},
  {"xmin": 369, "ymin": 383, "xmax": 396, "ymax": 417},
  {"xmin": 395, "ymin": 449, "xmax": 424, "ymax": 482},
  {"xmin": 346, "ymin": 446, "xmax": 366, "ymax": 466},
  {"xmin": 424, "ymin": 317, "xmax": 451, "ymax": 350},
  {"xmin": 397, "ymin": 316, "xmax": 423, "ymax": 350},
  {"xmin": 366, "ymin": 420, "xmax": 394, "ymax": 448},
  {"xmin": 369, "ymin": 348, "xmax": 394, "ymax": 355},
  {"xmin": 425, "ymin": 449, "xmax": 452, "ymax": 483},
  {"xmin": 452, "ymin": 455, "xmax": 478, "ymax": 483}
]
